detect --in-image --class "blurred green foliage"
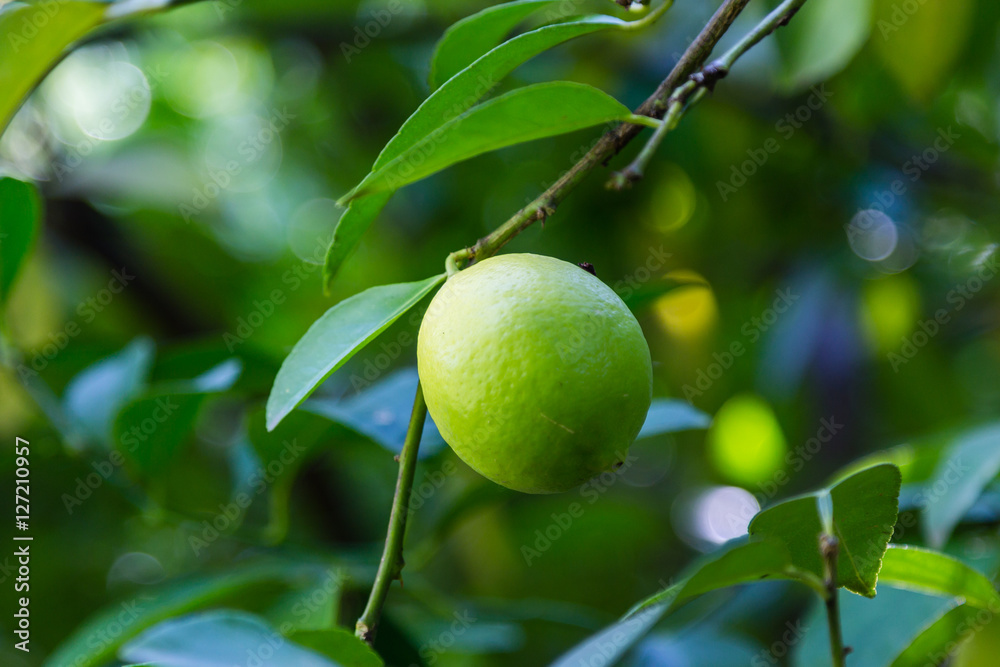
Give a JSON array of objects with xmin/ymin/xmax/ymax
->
[{"xmin": 2, "ymin": 0, "xmax": 1000, "ymax": 665}]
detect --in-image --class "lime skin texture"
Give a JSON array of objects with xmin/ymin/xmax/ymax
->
[{"xmin": 417, "ymin": 253, "xmax": 653, "ymax": 494}]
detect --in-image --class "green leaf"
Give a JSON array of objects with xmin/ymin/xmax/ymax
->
[
  {"xmin": 390, "ymin": 604, "xmax": 525, "ymax": 654},
  {"xmin": 304, "ymin": 367, "xmax": 447, "ymax": 458},
  {"xmin": 0, "ymin": 0, "xmax": 175, "ymax": 133},
  {"xmin": 749, "ymin": 463, "xmax": 901, "ymax": 597},
  {"xmin": 63, "ymin": 337, "xmax": 155, "ymax": 445},
  {"xmin": 0, "ymin": 177, "xmax": 40, "ymax": 306},
  {"xmin": 119, "ymin": 610, "xmax": 340, "ymax": 667},
  {"xmin": 113, "ymin": 359, "xmax": 242, "ymax": 476},
  {"xmin": 774, "ymin": 0, "xmax": 871, "ymax": 91},
  {"xmin": 636, "ymin": 399, "xmax": 711, "ymax": 439},
  {"xmin": 553, "ymin": 540, "xmax": 806, "ymax": 666},
  {"xmin": 264, "ymin": 583, "xmax": 339, "ymax": 635},
  {"xmin": 16, "ymin": 371, "xmax": 86, "ymax": 449},
  {"xmin": 827, "ymin": 443, "xmax": 919, "ymax": 487},
  {"xmin": 889, "ymin": 603, "xmax": 979, "ymax": 667},
  {"xmin": 324, "ymin": 15, "xmax": 639, "ymax": 288},
  {"xmin": 629, "ymin": 540, "xmax": 811, "ymax": 615},
  {"xmin": 266, "ymin": 274, "xmax": 445, "ymax": 431},
  {"xmin": 793, "ymin": 586, "xmax": 959, "ymax": 667},
  {"xmin": 551, "ymin": 601, "xmax": 665, "ymax": 667},
  {"xmin": 340, "ymin": 82, "xmax": 644, "ymax": 202},
  {"xmin": 429, "ymin": 0, "xmax": 560, "ymax": 90},
  {"xmin": 45, "ymin": 560, "xmax": 326, "ymax": 667},
  {"xmin": 0, "ymin": 1, "xmax": 106, "ymax": 132},
  {"xmin": 637, "ymin": 628, "xmax": 764, "ymax": 665},
  {"xmin": 873, "ymin": 0, "xmax": 974, "ymax": 99},
  {"xmin": 828, "ymin": 431, "xmax": 954, "ymax": 492},
  {"xmin": 323, "ymin": 195, "xmax": 391, "ymax": 294},
  {"xmin": 922, "ymin": 422, "xmax": 1000, "ymax": 548},
  {"xmin": 291, "ymin": 628, "xmax": 384, "ymax": 667},
  {"xmin": 879, "ymin": 545, "xmax": 1000, "ymax": 609},
  {"xmin": 412, "ymin": 16, "xmax": 633, "ymax": 158}
]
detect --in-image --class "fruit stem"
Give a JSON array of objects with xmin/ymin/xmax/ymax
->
[
  {"xmin": 619, "ymin": 0, "xmax": 673, "ymax": 32},
  {"xmin": 821, "ymin": 533, "xmax": 847, "ymax": 667},
  {"xmin": 355, "ymin": 383, "xmax": 428, "ymax": 645},
  {"xmin": 446, "ymin": 248, "xmax": 471, "ymax": 276}
]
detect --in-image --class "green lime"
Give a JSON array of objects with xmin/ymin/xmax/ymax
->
[{"xmin": 417, "ymin": 253, "xmax": 653, "ymax": 493}]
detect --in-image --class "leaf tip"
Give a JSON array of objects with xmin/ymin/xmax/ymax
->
[
  {"xmin": 264, "ymin": 396, "xmax": 284, "ymax": 433},
  {"xmin": 321, "ymin": 263, "xmax": 335, "ymax": 297}
]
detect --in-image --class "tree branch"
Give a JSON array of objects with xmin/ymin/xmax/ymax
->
[
  {"xmin": 611, "ymin": 0, "xmax": 809, "ymax": 186},
  {"xmin": 446, "ymin": 0, "xmax": 811, "ymax": 269},
  {"xmin": 446, "ymin": 0, "xmax": 751, "ymax": 268},
  {"xmin": 355, "ymin": 383, "xmax": 428, "ymax": 645}
]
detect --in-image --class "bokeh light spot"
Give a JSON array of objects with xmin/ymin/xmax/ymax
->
[
  {"xmin": 651, "ymin": 271, "xmax": 717, "ymax": 343},
  {"xmin": 44, "ymin": 45, "xmax": 151, "ymax": 143},
  {"xmin": 672, "ymin": 485, "xmax": 760, "ymax": 551},
  {"xmin": 848, "ymin": 209, "xmax": 898, "ymax": 261},
  {"xmin": 646, "ymin": 163, "xmax": 696, "ymax": 233},
  {"xmin": 859, "ymin": 273, "xmax": 920, "ymax": 354},
  {"xmin": 202, "ymin": 113, "xmax": 284, "ymax": 193},
  {"xmin": 163, "ymin": 41, "xmax": 241, "ymax": 118},
  {"xmin": 708, "ymin": 393, "xmax": 786, "ymax": 486},
  {"xmin": 922, "ymin": 213, "xmax": 968, "ymax": 251},
  {"xmin": 107, "ymin": 552, "xmax": 166, "ymax": 587}
]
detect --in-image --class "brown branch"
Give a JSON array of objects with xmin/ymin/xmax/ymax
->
[
  {"xmin": 610, "ymin": 0, "xmax": 809, "ymax": 187},
  {"xmin": 449, "ymin": 0, "xmax": 753, "ymax": 267},
  {"xmin": 609, "ymin": 0, "xmax": 752, "ymax": 154}
]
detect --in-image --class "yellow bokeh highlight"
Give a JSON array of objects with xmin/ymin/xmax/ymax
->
[
  {"xmin": 859, "ymin": 274, "xmax": 920, "ymax": 354},
  {"xmin": 646, "ymin": 163, "xmax": 696, "ymax": 233},
  {"xmin": 651, "ymin": 270, "xmax": 717, "ymax": 344},
  {"xmin": 0, "ymin": 371, "xmax": 34, "ymax": 436},
  {"xmin": 7, "ymin": 254, "xmax": 61, "ymax": 350},
  {"xmin": 708, "ymin": 393, "xmax": 787, "ymax": 486},
  {"xmin": 954, "ymin": 605, "xmax": 1000, "ymax": 667}
]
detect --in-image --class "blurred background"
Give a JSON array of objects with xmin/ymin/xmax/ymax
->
[{"xmin": 2, "ymin": 0, "xmax": 1000, "ymax": 664}]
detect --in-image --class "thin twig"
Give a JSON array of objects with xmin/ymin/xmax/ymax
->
[
  {"xmin": 445, "ymin": 0, "xmax": 753, "ymax": 271},
  {"xmin": 611, "ymin": 0, "xmax": 809, "ymax": 185},
  {"xmin": 821, "ymin": 534, "xmax": 847, "ymax": 667},
  {"xmin": 355, "ymin": 383, "xmax": 428, "ymax": 645},
  {"xmin": 621, "ymin": 0, "xmax": 676, "ymax": 32}
]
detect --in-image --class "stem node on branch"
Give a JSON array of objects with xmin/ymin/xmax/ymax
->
[
  {"xmin": 606, "ymin": 168, "xmax": 642, "ymax": 191},
  {"xmin": 688, "ymin": 61, "xmax": 728, "ymax": 92},
  {"xmin": 435, "ymin": 0, "xmax": 758, "ymax": 261},
  {"xmin": 614, "ymin": 0, "xmax": 807, "ymax": 188}
]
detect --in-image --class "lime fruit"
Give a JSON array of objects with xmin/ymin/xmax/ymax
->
[{"xmin": 417, "ymin": 253, "xmax": 653, "ymax": 493}]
